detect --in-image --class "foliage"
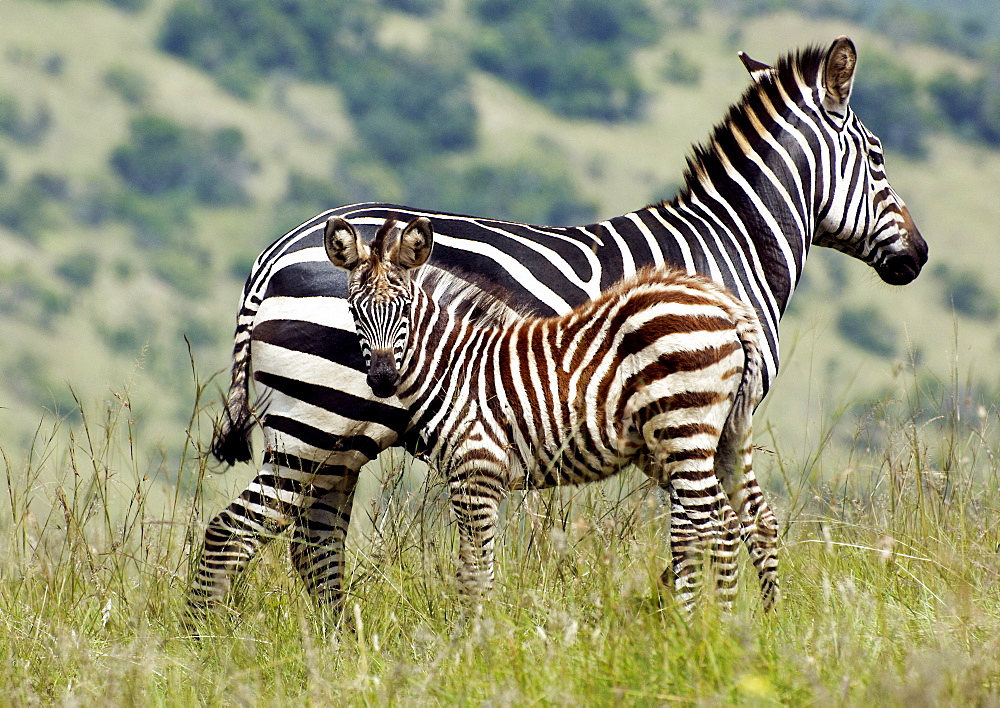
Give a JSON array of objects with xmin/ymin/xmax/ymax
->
[
  {"xmin": 0, "ymin": 265, "xmax": 70, "ymax": 326},
  {"xmin": 734, "ymin": 0, "xmax": 1000, "ymax": 62},
  {"xmin": 849, "ymin": 54, "xmax": 928, "ymax": 158},
  {"xmin": 110, "ymin": 114, "xmax": 254, "ymax": 206},
  {"xmin": 103, "ymin": 64, "xmax": 149, "ymax": 105},
  {"xmin": 379, "ymin": 0, "xmax": 442, "ymax": 15},
  {"xmin": 337, "ymin": 49, "xmax": 478, "ymax": 163},
  {"xmin": 928, "ymin": 64, "xmax": 1000, "ymax": 147},
  {"xmin": 0, "ymin": 178, "xmax": 53, "ymax": 239},
  {"xmin": 56, "ymin": 249, "xmax": 100, "ymax": 288},
  {"xmin": 836, "ymin": 305, "xmax": 898, "ymax": 357},
  {"xmin": 0, "ymin": 92, "xmax": 52, "ymax": 145},
  {"xmin": 404, "ymin": 154, "xmax": 597, "ymax": 225},
  {"xmin": 470, "ymin": 0, "xmax": 657, "ymax": 120},
  {"xmin": 662, "ymin": 49, "xmax": 701, "ymax": 85},
  {"xmin": 158, "ymin": 0, "xmax": 378, "ymax": 88},
  {"xmin": 932, "ymin": 263, "xmax": 999, "ymax": 321}
]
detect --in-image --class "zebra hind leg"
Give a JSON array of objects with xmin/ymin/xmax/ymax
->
[
  {"xmin": 288, "ymin": 467, "xmax": 360, "ymax": 625},
  {"xmin": 188, "ymin": 467, "xmax": 299, "ymax": 617},
  {"xmin": 718, "ymin": 431, "xmax": 780, "ymax": 610},
  {"xmin": 661, "ymin": 479, "xmax": 740, "ymax": 614}
]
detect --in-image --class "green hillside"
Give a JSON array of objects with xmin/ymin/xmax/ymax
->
[{"xmin": 0, "ymin": 0, "xmax": 997, "ymax": 484}]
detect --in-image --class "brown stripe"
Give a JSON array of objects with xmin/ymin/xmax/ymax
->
[
  {"xmin": 625, "ymin": 341, "xmax": 741, "ymax": 393},
  {"xmin": 619, "ymin": 313, "xmax": 733, "ymax": 359}
]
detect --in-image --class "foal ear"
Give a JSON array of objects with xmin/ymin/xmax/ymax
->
[
  {"xmin": 738, "ymin": 51, "xmax": 773, "ymax": 82},
  {"xmin": 822, "ymin": 36, "xmax": 857, "ymax": 111},
  {"xmin": 324, "ymin": 217, "xmax": 368, "ymax": 271},
  {"xmin": 394, "ymin": 217, "xmax": 434, "ymax": 271}
]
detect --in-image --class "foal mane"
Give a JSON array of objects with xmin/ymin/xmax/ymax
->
[{"xmin": 416, "ymin": 266, "xmax": 524, "ymax": 329}]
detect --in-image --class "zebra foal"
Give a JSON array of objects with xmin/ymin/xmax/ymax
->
[{"xmin": 326, "ymin": 215, "xmax": 776, "ymax": 611}]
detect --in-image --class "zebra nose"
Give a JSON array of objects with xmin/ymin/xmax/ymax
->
[{"xmin": 367, "ymin": 350, "xmax": 400, "ymax": 398}]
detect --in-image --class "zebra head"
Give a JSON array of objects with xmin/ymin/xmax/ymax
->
[
  {"xmin": 325, "ymin": 216, "xmax": 433, "ymax": 398},
  {"xmin": 742, "ymin": 36, "xmax": 928, "ymax": 285}
]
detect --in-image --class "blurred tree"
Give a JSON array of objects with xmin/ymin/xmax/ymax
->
[
  {"xmin": 836, "ymin": 305, "xmax": 898, "ymax": 357},
  {"xmin": 850, "ymin": 53, "xmax": 927, "ymax": 157},
  {"xmin": 470, "ymin": 0, "xmax": 657, "ymax": 120},
  {"xmin": 110, "ymin": 114, "xmax": 254, "ymax": 205}
]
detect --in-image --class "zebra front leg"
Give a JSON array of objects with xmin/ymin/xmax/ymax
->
[
  {"xmin": 447, "ymin": 458, "xmax": 505, "ymax": 599},
  {"xmin": 289, "ymin": 465, "xmax": 360, "ymax": 623}
]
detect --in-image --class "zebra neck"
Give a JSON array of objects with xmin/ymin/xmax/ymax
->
[{"xmin": 398, "ymin": 291, "xmax": 495, "ymax": 430}]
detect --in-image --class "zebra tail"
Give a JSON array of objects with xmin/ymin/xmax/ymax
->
[
  {"xmin": 211, "ymin": 326, "xmax": 255, "ymax": 466},
  {"xmin": 716, "ymin": 301, "xmax": 764, "ymax": 472}
]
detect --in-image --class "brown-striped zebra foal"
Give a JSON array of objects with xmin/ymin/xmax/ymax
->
[{"xmin": 326, "ymin": 216, "xmax": 778, "ymax": 611}]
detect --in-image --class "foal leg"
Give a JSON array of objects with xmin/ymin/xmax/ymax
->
[
  {"xmin": 446, "ymin": 434, "xmax": 507, "ymax": 599},
  {"xmin": 641, "ymin": 407, "xmax": 739, "ymax": 613},
  {"xmin": 716, "ymin": 425, "xmax": 779, "ymax": 609}
]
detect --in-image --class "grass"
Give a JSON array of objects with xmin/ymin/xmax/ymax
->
[{"xmin": 1, "ymin": 355, "xmax": 999, "ymax": 705}]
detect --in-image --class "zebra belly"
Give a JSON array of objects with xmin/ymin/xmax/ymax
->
[{"xmin": 505, "ymin": 420, "xmax": 643, "ymax": 490}]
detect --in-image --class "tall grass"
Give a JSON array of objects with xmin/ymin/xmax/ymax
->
[{"xmin": 1, "ymin": 357, "xmax": 999, "ymax": 704}]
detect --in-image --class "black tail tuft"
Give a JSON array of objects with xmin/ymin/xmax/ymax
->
[{"xmin": 211, "ymin": 403, "xmax": 254, "ymax": 465}]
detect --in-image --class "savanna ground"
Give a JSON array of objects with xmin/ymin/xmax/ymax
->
[{"xmin": 2, "ymin": 351, "xmax": 999, "ymax": 706}]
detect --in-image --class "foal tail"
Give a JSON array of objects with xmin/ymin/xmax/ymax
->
[{"xmin": 715, "ymin": 297, "xmax": 764, "ymax": 479}]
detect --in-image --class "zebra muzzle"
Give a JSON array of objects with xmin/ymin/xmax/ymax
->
[{"xmin": 367, "ymin": 349, "xmax": 400, "ymax": 398}]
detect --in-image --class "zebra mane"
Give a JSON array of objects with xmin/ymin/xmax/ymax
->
[
  {"xmin": 670, "ymin": 43, "xmax": 829, "ymax": 206},
  {"xmin": 415, "ymin": 266, "xmax": 524, "ymax": 329}
]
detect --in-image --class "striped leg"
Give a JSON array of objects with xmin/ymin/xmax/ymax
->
[
  {"xmin": 643, "ymin": 413, "xmax": 740, "ymax": 613},
  {"xmin": 190, "ymin": 451, "xmax": 362, "ymax": 620},
  {"xmin": 288, "ymin": 465, "xmax": 360, "ymax": 616},
  {"xmin": 663, "ymin": 471, "xmax": 740, "ymax": 612},
  {"xmin": 723, "ymin": 431, "xmax": 779, "ymax": 609},
  {"xmin": 446, "ymin": 435, "xmax": 505, "ymax": 598},
  {"xmin": 189, "ymin": 459, "xmax": 303, "ymax": 611}
]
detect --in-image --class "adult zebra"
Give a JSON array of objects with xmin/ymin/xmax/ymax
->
[{"xmin": 191, "ymin": 37, "xmax": 927, "ymax": 616}]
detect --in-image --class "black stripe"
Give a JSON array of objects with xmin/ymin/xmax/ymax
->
[
  {"xmin": 256, "ymin": 371, "xmax": 411, "ymax": 433},
  {"xmin": 263, "ymin": 261, "xmax": 347, "ymax": 299},
  {"xmin": 263, "ymin": 414, "xmax": 388, "ymax": 462},
  {"xmin": 253, "ymin": 320, "xmax": 364, "ymax": 371}
]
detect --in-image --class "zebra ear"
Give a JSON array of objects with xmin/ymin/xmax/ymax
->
[
  {"xmin": 738, "ymin": 51, "xmax": 773, "ymax": 82},
  {"xmin": 394, "ymin": 217, "xmax": 434, "ymax": 271},
  {"xmin": 822, "ymin": 36, "xmax": 857, "ymax": 110},
  {"xmin": 324, "ymin": 217, "xmax": 369, "ymax": 271}
]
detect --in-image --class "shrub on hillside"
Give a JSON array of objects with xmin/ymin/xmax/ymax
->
[
  {"xmin": 928, "ymin": 66, "xmax": 1000, "ymax": 147},
  {"xmin": 932, "ymin": 264, "xmax": 999, "ymax": 321},
  {"xmin": 56, "ymin": 250, "xmax": 100, "ymax": 289},
  {"xmin": 836, "ymin": 305, "xmax": 899, "ymax": 357},
  {"xmin": 110, "ymin": 114, "xmax": 254, "ymax": 205},
  {"xmin": 470, "ymin": 0, "xmax": 656, "ymax": 120},
  {"xmin": 159, "ymin": 0, "xmax": 377, "ymax": 86},
  {"xmin": 0, "ymin": 180, "xmax": 51, "ymax": 240},
  {"xmin": 848, "ymin": 53, "xmax": 928, "ymax": 158},
  {"xmin": 403, "ymin": 154, "xmax": 597, "ymax": 225},
  {"xmin": 336, "ymin": 49, "xmax": 478, "ymax": 163},
  {"xmin": 0, "ymin": 93, "xmax": 52, "ymax": 145},
  {"xmin": 104, "ymin": 65, "xmax": 149, "ymax": 105}
]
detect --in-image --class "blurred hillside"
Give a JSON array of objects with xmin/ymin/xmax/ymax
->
[{"xmin": 0, "ymin": 0, "xmax": 997, "ymax": 483}]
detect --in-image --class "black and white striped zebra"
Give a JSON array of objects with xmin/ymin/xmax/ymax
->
[
  {"xmin": 191, "ymin": 37, "xmax": 927, "ymax": 616},
  {"xmin": 326, "ymin": 215, "xmax": 773, "ymax": 611}
]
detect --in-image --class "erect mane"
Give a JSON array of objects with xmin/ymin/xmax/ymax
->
[
  {"xmin": 666, "ymin": 44, "xmax": 829, "ymax": 207},
  {"xmin": 415, "ymin": 266, "xmax": 524, "ymax": 329}
]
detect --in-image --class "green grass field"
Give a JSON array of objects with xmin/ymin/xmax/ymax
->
[{"xmin": 2, "ymin": 354, "xmax": 998, "ymax": 705}]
